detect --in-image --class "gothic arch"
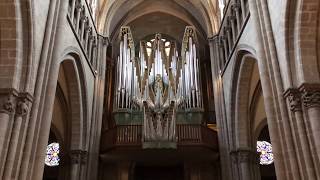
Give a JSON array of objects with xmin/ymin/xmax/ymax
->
[
  {"xmin": 285, "ymin": 0, "xmax": 320, "ymax": 84},
  {"xmin": 0, "ymin": 0, "xmax": 33, "ymax": 92},
  {"xmin": 98, "ymin": 0, "xmax": 216, "ymax": 38},
  {"xmin": 59, "ymin": 52, "xmax": 88, "ymax": 151},
  {"xmin": 229, "ymin": 48, "xmax": 257, "ymax": 149}
]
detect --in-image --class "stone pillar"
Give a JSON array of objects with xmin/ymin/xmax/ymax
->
[
  {"xmin": 300, "ymin": 84, "xmax": 320, "ymax": 161},
  {"xmin": 284, "ymin": 88, "xmax": 317, "ymax": 179},
  {"xmin": 218, "ymin": 37, "xmax": 226, "ymax": 67},
  {"xmin": 75, "ymin": 5, "xmax": 84, "ymax": 33},
  {"xmin": 0, "ymin": 91, "xmax": 17, "ymax": 177},
  {"xmin": 239, "ymin": 0, "xmax": 246, "ymax": 20},
  {"xmin": 225, "ymin": 26, "xmax": 233, "ymax": 52},
  {"xmin": 78, "ymin": 11, "xmax": 86, "ymax": 36},
  {"xmin": 80, "ymin": 17, "xmax": 88, "ymax": 42},
  {"xmin": 2, "ymin": 97, "xmax": 30, "ymax": 180},
  {"xmin": 221, "ymin": 36, "xmax": 228, "ymax": 62},
  {"xmin": 83, "ymin": 27, "xmax": 91, "ymax": 50},
  {"xmin": 69, "ymin": 0, "xmax": 76, "ymax": 20},
  {"xmin": 231, "ymin": 148, "xmax": 257, "ymax": 180},
  {"xmin": 86, "ymin": 32, "xmax": 93, "ymax": 57},
  {"xmin": 69, "ymin": 150, "xmax": 87, "ymax": 180},
  {"xmin": 232, "ymin": 3, "xmax": 242, "ymax": 32},
  {"xmin": 229, "ymin": 15, "xmax": 237, "ymax": 43},
  {"xmin": 230, "ymin": 150, "xmax": 240, "ymax": 180},
  {"xmin": 80, "ymin": 151, "xmax": 88, "ymax": 180}
]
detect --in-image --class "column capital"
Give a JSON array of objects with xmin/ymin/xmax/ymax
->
[
  {"xmin": 0, "ymin": 94, "xmax": 16, "ymax": 114},
  {"xmin": 208, "ymin": 36, "xmax": 218, "ymax": 43},
  {"xmin": 230, "ymin": 147, "xmax": 257, "ymax": 163},
  {"xmin": 231, "ymin": 3, "xmax": 241, "ymax": 11},
  {"xmin": 284, "ymin": 88, "xmax": 302, "ymax": 112},
  {"xmin": 299, "ymin": 83, "xmax": 320, "ymax": 108},
  {"xmin": 16, "ymin": 98, "xmax": 29, "ymax": 116},
  {"xmin": 69, "ymin": 150, "xmax": 87, "ymax": 164},
  {"xmin": 224, "ymin": 26, "xmax": 232, "ymax": 32},
  {"xmin": 99, "ymin": 35, "xmax": 109, "ymax": 46}
]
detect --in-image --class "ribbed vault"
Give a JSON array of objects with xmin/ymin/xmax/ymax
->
[{"xmin": 97, "ymin": 0, "xmax": 220, "ymax": 39}]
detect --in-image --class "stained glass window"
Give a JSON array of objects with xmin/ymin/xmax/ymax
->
[
  {"xmin": 257, "ymin": 141, "xmax": 274, "ymax": 165},
  {"xmin": 45, "ymin": 142, "xmax": 60, "ymax": 167}
]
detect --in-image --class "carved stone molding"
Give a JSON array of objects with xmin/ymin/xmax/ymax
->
[
  {"xmin": 69, "ymin": 150, "xmax": 87, "ymax": 165},
  {"xmin": 231, "ymin": 3, "xmax": 241, "ymax": 11},
  {"xmin": 230, "ymin": 148, "xmax": 257, "ymax": 164},
  {"xmin": 0, "ymin": 90, "xmax": 32, "ymax": 115},
  {"xmin": 284, "ymin": 88, "xmax": 302, "ymax": 112},
  {"xmin": 16, "ymin": 98, "xmax": 29, "ymax": 116},
  {"xmin": 0, "ymin": 95, "xmax": 15, "ymax": 114},
  {"xmin": 299, "ymin": 84, "xmax": 320, "ymax": 109}
]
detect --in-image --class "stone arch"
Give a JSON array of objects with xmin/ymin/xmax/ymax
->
[
  {"xmin": 59, "ymin": 52, "xmax": 88, "ymax": 151},
  {"xmin": 98, "ymin": 0, "xmax": 216, "ymax": 38},
  {"xmin": 0, "ymin": 0, "xmax": 33, "ymax": 91},
  {"xmin": 229, "ymin": 48, "xmax": 257, "ymax": 149},
  {"xmin": 285, "ymin": 0, "xmax": 320, "ymax": 84},
  {"xmin": 229, "ymin": 49, "xmax": 259, "ymax": 180}
]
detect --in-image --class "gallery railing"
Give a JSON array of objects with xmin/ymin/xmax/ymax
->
[{"xmin": 100, "ymin": 124, "xmax": 218, "ymax": 151}]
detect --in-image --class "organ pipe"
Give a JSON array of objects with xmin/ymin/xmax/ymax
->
[{"xmin": 115, "ymin": 26, "xmax": 202, "ymax": 111}]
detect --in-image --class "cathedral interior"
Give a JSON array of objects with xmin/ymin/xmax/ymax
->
[{"xmin": 0, "ymin": 0, "xmax": 320, "ymax": 180}]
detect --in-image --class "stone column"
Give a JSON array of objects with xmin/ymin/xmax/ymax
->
[
  {"xmin": 69, "ymin": 150, "xmax": 83, "ymax": 180},
  {"xmin": 238, "ymin": 148, "xmax": 255, "ymax": 180},
  {"xmin": 284, "ymin": 88, "xmax": 317, "ymax": 179},
  {"xmin": 231, "ymin": 148, "xmax": 257, "ymax": 180},
  {"xmin": 80, "ymin": 151, "xmax": 88, "ymax": 180},
  {"xmin": 229, "ymin": 15, "xmax": 237, "ymax": 43},
  {"xmin": 78, "ymin": 11, "xmax": 86, "ymax": 36},
  {"xmin": 225, "ymin": 26, "xmax": 233, "ymax": 52},
  {"xmin": 221, "ymin": 36, "xmax": 228, "ymax": 62},
  {"xmin": 218, "ymin": 37, "xmax": 226, "ymax": 67},
  {"xmin": 83, "ymin": 27, "xmax": 91, "ymax": 50},
  {"xmin": 2, "ymin": 97, "xmax": 30, "ymax": 180},
  {"xmin": 80, "ymin": 17, "xmax": 88, "ymax": 42},
  {"xmin": 86, "ymin": 32, "xmax": 93, "ymax": 57},
  {"xmin": 0, "ymin": 91, "xmax": 16, "ymax": 177},
  {"xmin": 85, "ymin": 36, "xmax": 108, "ymax": 180},
  {"xmin": 69, "ymin": 0, "xmax": 76, "ymax": 20},
  {"xmin": 300, "ymin": 84, "xmax": 320, "ymax": 160},
  {"xmin": 230, "ymin": 150, "xmax": 240, "ymax": 180},
  {"xmin": 90, "ymin": 39, "xmax": 97, "ymax": 66},
  {"xmin": 239, "ymin": 0, "xmax": 246, "ymax": 20},
  {"xmin": 74, "ymin": 5, "xmax": 83, "ymax": 31},
  {"xmin": 232, "ymin": 3, "xmax": 242, "ymax": 32}
]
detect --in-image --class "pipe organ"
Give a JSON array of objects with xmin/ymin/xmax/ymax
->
[{"xmin": 114, "ymin": 26, "xmax": 203, "ymax": 148}]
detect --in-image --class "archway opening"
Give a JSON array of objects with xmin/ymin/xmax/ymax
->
[
  {"xmin": 43, "ymin": 130, "xmax": 62, "ymax": 180},
  {"xmin": 257, "ymin": 126, "xmax": 277, "ymax": 180}
]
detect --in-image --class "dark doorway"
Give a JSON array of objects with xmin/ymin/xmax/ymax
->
[{"xmin": 134, "ymin": 164, "xmax": 184, "ymax": 180}]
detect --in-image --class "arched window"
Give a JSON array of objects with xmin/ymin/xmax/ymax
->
[
  {"xmin": 45, "ymin": 142, "xmax": 60, "ymax": 167},
  {"xmin": 257, "ymin": 141, "xmax": 274, "ymax": 165}
]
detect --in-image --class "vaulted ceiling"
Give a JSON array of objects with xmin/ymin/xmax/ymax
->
[{"xmin": 96, "ymin": 0, "xmax": 221, "ymax": 42}]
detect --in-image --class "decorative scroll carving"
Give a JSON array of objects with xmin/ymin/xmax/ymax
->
[
  {"xmin": 1, "ymin": 96, "xmax": 15, "ymax": 114},
  {"xmin": 284, "ymin": 88, "xmax": 302, "ymax": 112},
  {"xmin": 230, "ymin": 148, "xmax": 257, "ymax": 164},
  {"xmin": 69, "ymin": 150, "xmax": 87, "ymax": 164},
  {"xmin": 16, "ymin": 98, "xmax": 29, "ymax": 116},
  {"xmin": 300, "ymin": 84, "xmax": 320, "ymax": 108}
]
